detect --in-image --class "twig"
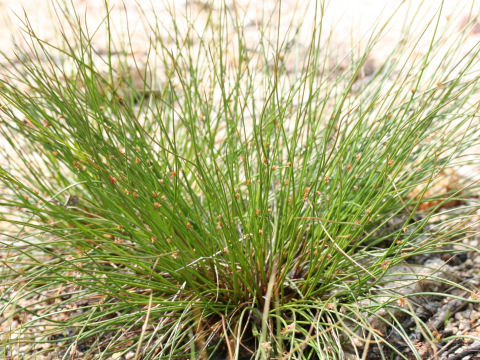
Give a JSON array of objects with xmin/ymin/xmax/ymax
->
[
  {"xmin": 447, "ymin": 344, "xmax": 480, "ymax": 360},
  {"xmin": 426, "ymin": 292, "xmax": 469, "ymax": 332},
  {"xmin": 433, "ymin": 323, "xmax": 478, "ymax": 359},
  {"xmin": 434, "ymin": 339, "xmax": 463, "ymax": 360}
]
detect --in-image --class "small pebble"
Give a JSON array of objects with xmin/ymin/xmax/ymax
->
[
  {"xmin": 111, "ymin": 353, "xmax": 123, "ymax": 360},
  {"xmin": 459, "ymin": 319, "xmax": 471, "ymax": 331},
  {"xmin": 444, "ymin": 324, "xmax": 454, "ymax": 334}
]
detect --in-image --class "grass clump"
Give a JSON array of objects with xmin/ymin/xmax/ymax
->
[{"xmin": 1, "ymin": 1, "xmax": 480, "ymax": 359}]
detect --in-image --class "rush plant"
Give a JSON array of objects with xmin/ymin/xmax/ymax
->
[{"xmin": 1, "ymin": 1, "xmax": 480, "ymax": 359}]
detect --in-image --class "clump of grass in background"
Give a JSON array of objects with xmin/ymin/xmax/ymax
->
[{"xmin": 1, "ymin": 1, "xmax": 480, "ymax": 359}]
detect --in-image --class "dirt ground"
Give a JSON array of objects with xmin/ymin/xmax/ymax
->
[
  {"xmin": 1, "ymin": 1, "xmax": 480, "ymax": 359},
  {"xmin": 0, "ymin": 1, "xmax": 478, "ymax": 53}
]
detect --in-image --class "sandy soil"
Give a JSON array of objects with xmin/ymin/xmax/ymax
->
[{"xmin": 1, "ymin": 1, "xmax": 480, "ymax": 359}]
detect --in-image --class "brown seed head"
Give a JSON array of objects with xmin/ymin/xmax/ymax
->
[
  {"xmin": 470, "ymin": 290, "xmax": 480, "ymax": 300},
  {"xmin": 381, "ymin": 260, "xmax": 391, "ymax": 270}
]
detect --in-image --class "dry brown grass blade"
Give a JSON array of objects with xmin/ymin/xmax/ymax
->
[{"xmin": 134, "ymin": 291, "xmax": 153, "ymax": 360}]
